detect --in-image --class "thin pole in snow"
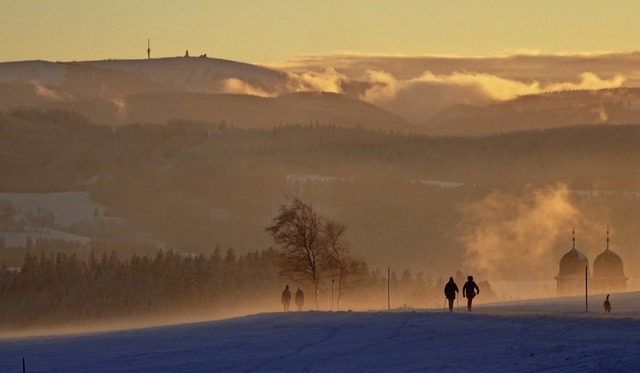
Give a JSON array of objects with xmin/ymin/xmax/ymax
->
[
  {"xmin": 331, "ymin": 279, "xmax": 334, "ymax": 311},
  {"xmin": 585, "ymin": 265, "xmax": 589, "ymax": 313},
  {"xmin": 387, "ymin": 267, "xmax": 390, "ymax": 311},
  {"xmin": 23, "ymin": 357, "xmax": 26, "ymax": 373}
]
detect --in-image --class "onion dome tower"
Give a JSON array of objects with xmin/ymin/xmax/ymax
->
[
  {"xmin": 592, "ymin": 229, "xmax": 627, "ymax": 293},
  {"xmin": 555, "ymin": 229, "xmax": 589, "ymax": 296}
]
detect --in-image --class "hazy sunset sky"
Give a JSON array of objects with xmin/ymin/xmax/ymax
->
[{"xmin": 1, "ymin": 0, "xmax": 638, "ymax": 63}]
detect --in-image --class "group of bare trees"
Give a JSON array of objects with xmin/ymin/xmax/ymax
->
[{"xmin": 266, "ymin": 198, "xmax": 367, "ymax": 309}]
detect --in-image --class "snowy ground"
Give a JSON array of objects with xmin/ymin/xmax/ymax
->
[
  {"xmin": 1, "ymin": 229, "xmax": 92, "ymax": 248},
  {"xmin": 1, "ymin": 292, "xmax": 639, "ymax": 372},
  {"xmin": 0, "ymin": 192, "xmax": 104, "ymax": 228}
]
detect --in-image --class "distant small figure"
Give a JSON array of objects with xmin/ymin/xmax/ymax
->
[
  {"xmin": 604, "ymin": 294, "xmax": 611, "ymax": 313},
  {"xmin": 184, "ymin": 50, "xmax": 189, "ymax": 57},
  {"xmin": 444, "ymin": 277, "xmax": 459, "ymax": 312},
  {"xmin": 295, "ymin": 287, "xmax": 304, "ymax": 311},
  {"xmin": 281, "ymin": 285, "xmax": 291, "ymax": 312},
  {"xmin": 462, "ymin": 275, "xmax": 480, "ymax": 312}
]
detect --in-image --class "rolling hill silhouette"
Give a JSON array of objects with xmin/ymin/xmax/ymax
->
[
  {"xmin": 4, "ymin": 58, "xmax": 640, "ymax": 134},
  {"xmin": 425, "ymin": 88, "xmax": 640, "ymax": 135},
  {"xmin": 0, "ymin": 58, "xmax": 410, "ymax": 131}
]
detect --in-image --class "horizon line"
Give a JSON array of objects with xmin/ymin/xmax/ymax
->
[{"xmin": 2, "ymin": 49, "xmax": 640, "ymax": 66}]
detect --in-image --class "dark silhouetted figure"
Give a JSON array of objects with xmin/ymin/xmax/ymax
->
[
  {"xmin": 444, "ymin": 277, "xmax": 459, "ymax": 312},
  {"xmin": 462, "ymin": 275, "xmax": 480, "ymax": 312},
  {"xmin": 281, "ymin": 285, "xmax": 291, "ymax": 312},
  {"xmin": 604, "ymin": 294, "xmax": 611, "ymax": 313},
  {"xmin": 295, "ymin": 287, "xmax": 304, "ymax": 311}
]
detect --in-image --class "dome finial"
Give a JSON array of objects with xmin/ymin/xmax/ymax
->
[{"xmin": 606, "ymin": 227, "xmax": 610, "ymax": 251}]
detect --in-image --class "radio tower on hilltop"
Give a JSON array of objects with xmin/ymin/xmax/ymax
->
[{"xmin": 147, "ymin": 39, "xmax": 151, "ymax": 60}]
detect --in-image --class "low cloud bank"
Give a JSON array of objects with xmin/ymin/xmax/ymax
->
[
  {"xmin": 31, "ymin": 81, "xmax": 71, "ymax": 101},
  {"xmin": 217, "ymin": 68, "xmax": 347, "ymax": 97},
  {"xmin": 5, "ymin": 53, "xmax": 636, "ymax": 126},
  {"xmin": 221, "ymin": 78, "xmax": 275, "ymax": 97},
  {"xmin": 363, "ymin": 71, "xmax": 624, "ymax": 102},
  {"xmin": 271, "ymin": 53, "xmax": 637, "ymax": 123},
  {"xmin": 359, "ymin": 71, "xmax": 624, "ymax": 123}
]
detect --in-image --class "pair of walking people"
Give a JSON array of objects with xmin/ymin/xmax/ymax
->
[
  {"xmin": 281, "ymin": 285, "xmax": 304, "ymax": 312},
  {"xmin": 444, "ymin": 276, "xmax": 480, "ymax": 312}
]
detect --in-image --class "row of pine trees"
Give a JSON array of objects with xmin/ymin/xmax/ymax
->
[
  {"xmin": 0, "ymin": 246, "xmax": 495, "ymax": 331},
  {"xmin": 0, "ymin": 248, "xmax": 279, "ymax": 330}
]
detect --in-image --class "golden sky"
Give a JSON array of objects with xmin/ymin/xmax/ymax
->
[{"xmin": 1, "ymin": 0, "xmax": 638, "ymax": 63}]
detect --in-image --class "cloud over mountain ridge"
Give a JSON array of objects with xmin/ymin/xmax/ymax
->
[{"xmin": 3, "ymin": 52, "xmax": 640, "ymax": 134}]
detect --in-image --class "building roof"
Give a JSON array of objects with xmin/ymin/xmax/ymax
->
[
  {"xmin": 593, "ymin": 248, "xmax": 626, "ymax": 279},
  {"xmin": 557, "ymin": 247, "xmax": 589, "ymax": 277}
]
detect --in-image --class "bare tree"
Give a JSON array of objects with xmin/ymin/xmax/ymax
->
[
  {"xmin": 266, "ymin": 198, "xmax": 325, "ymax": 308},
  {"xmin": 323, "ymin": 219, "xmax": 368, "ymax": 310}
]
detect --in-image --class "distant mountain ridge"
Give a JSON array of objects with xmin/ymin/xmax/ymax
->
[
  {"xmin": 0, "ymin": 58, "xmax": 411, "ymax": 131},
  {"xmin": 0, "ymin": 57, "xmax": 288, "ymax": 93},
  {"xmin": 425, "ymin": 88, "xmax": 640, "ymax": 136},
  {"xmin": 119, "ymin": 91, "xmax": 410, "ymax": 130},
  {"xmin": 84, "ymin": 57, "xmax": 290, "ymax": 95},
  {"xmin": 4, "ymin": 58, "xmax": 640, "ymax": 134}
]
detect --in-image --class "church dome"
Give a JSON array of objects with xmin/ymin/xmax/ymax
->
[
  {"xmin": 557, "ymin": 247, "xmax": 589, "ymax": 277},
  {"xmin": 593, "ymin": 248, "xmax": 625, "ymax": 278}
]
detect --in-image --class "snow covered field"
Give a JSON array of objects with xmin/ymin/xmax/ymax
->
[
  {"xmin": 0, "ymin": 192, "xmax": 105, "ymax": 248},
  {"xmin": 0, "ymin": 192, "xmax": 104, "ymax": 228},
  {"xmin": 1, "ymin": 292, "xmax": 639, "ymax": 372}
]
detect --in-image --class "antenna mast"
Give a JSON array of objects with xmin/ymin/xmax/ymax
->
[{"xmin": 147, "ymin": 39, "xmax": 151, "ymax": 60}]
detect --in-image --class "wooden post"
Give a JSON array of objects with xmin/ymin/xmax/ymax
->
[
  {"xmin": 387, "ymin": 267, "xmax": 390, "ymax": 310},
  {"xmin": 331, "ymin": 279, "xmax": 334, "ymax": 311},
  {"xmin": 585, "ymin": 265, "xmax": 589, "ymax": 313}
]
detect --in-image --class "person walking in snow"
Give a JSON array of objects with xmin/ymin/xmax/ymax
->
[
  {"xmin": 295, "ymin": 287, "xmax": 304, "ymax": 311},
  {"xmin": 444, "ymin": 277, "xmax": 459, "ymax": 312},
  {"xmin": 462, "ymin": 275, "xmax": 480, "ymax": 312},
  {"xmin": 281, "ymin": 285, "xmax": 291, "ymax": 312}
]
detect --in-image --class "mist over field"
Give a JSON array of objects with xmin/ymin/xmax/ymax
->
[{"xmin": 1, "ymin": 53, "xmax": 640, "ymax": 335}]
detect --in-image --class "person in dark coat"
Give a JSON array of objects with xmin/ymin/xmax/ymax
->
[
  {"xmin": 295, "ymin": 287, "xmax": 304, "ymax": 311},
  {"xmin": 443, "ymin": 277, "xmax": 459, "ymax": 312},
  {"xmin": 462, "ymin": 275, "xmax": 480, "ymax": 312},
  {"xmin": 281, "ymin": 285, "xmax": 291, "ymax": 312}
]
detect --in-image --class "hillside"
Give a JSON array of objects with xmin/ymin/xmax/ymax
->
[
  {"xmin": 2, "ymin": 112, "xmax": 640, "ymax": 281},
  {"xmin": 5, "ymin": 58, "xmax": 640, "ymax": 135},
  {"xmin": 0, "ymin": 57, "xmax": 287, "ymax": 94},
  {"xmin": 425, "ymin": 88, "xmax": 640, "ymax": 135},
  {"xmin": 0, "ymin": 58, "xmax": 410, "ymax": 131},
  {"xmin": 112, "ymin": 91, "xmax": 411, "ymax": 130},
  {"xmin": 1, "ymin": 293, "xmax": 639, "ymax": 371}
]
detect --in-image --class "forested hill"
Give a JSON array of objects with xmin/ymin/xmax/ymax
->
[
  {"xmin": 2, "ymin": 110, "xmax": 639, "ymax": 192},
  {"xmin": 426, "ymin": 88, "xmax": 640, "ymax": 135},
  {"xmin": 2, "ymin": 110, "xmax": 640, "ymax": 277}
]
